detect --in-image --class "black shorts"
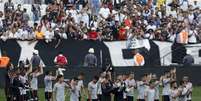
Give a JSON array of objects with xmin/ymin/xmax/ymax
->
[
  {"xmin": 155, "ymin": 100, "xmax": 159, "ymax": 101},
  {"xmin": 162, "ymin": 95, "xmax": 170, "ymax": 101},
  {"xmin": 87, "ymin": 99, "xmax": 98, "ymax": 101},
  {"xmin": 138, "ymin": 99, "xmax": 145, "ymax": 101},
  {"xmin": 127, "ymin": 96, "xmax": 133, "ymax": 101},
  {"xmin": 45, "ymin": 92, "xmax": 52, "ymax": 100}
]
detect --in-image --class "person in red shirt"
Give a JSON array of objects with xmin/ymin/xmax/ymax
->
[
  {"xmin": 54, "ymin": 52, "xmax": 68, "ymax": 75},
  {"xmin": 88, "ymin": 27, "xmax": 98, "ymax": 40},
  {"xmin": 54, "ymin": 52, "xmax": 68, "ymax": 66}
]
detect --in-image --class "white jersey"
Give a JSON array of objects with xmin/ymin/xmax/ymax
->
[
  {"xmin": 88, "ymin": 81, "xmax": 98, "ymax": 99},
  {"xmin": 186, "ymin": 82, "xmax": 192, "ymax": 100},
  {"xmin": 44, "ymin": 75, "xmax": 54, "ymax": 92},
  {"xmin": 137, "ymin": 81, "xmax": 148, "ymax": 99},
  {"xmin": 145, "ymin": 88, "xmax": 156, "ymax": 101},
  {"xmin": 125, "ymin": 79, "xmax": 136, "ymax": 97},
  {"xmin": 154, "ymin": 81, "xmax": 160, "ymax": 100},
  {"xmin": 162, "ymin": 78, "xmax": 171, "ymax": 95},
  {"xmin": 53, "ymin": 82, "xmax": 68, "ymax": 101},
  {"xmin": 70, "ymin": 85, "xmax": 79, "ymax": 101},
  {"xmin": 30, "ymin": 73, "xmax": 39, "ymax": 90},
  {"xmin": 19, "ymin": 75, "xmax": 28, "ymax": 95},
  {"xmin": 170, "ymin": 88, "xmax": 179, "ymax": 101},
  {"xmin": 178, "ymin": 87, "xmax": 188, "ymax": 101},
  {"xmin": 97, "ymin": 78, "xmax": 103, "ymax": 95},
  {"xmin": 77, "ymin": 80, "xmax": 84, "ymax": 91}
]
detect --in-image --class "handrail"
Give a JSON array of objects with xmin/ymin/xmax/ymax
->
[{"xmin": 159, "ymin": 43, "xmax": 201, "ymax": 65}]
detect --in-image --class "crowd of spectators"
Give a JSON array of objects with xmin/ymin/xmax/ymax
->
[{"xmin": 0, "ymin": 0, "xmax": 201, "ymax": 44}]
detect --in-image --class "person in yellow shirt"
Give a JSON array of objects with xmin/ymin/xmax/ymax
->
[
  {"xmin": 35, "ymin": 26, "xmax": 45, "ymax": 39},
  {"xmin": 156, "ymin": 0, "xmax": 165, "ymax": 10}
]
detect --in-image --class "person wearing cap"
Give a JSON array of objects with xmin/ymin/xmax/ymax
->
[
  {"xmin": 30, "ymin": 49, "xmax": 43, "ymax": 69},
  {"xmin": 88, "ymin": 27, "xmax": 98, "ymax": 40},
  {"xmin": 84, "ymin": 48, "xmax": 97, "ymax": 68},
  {"xmin": 183, "ymin": 50, "xmax": 194, "ymax": 66},
  {"xmin": 54, "ymin": 52, "xmax": 68, "ymax": 67},
  {"xmin": 54, "ymin": 52, "xmax": 68, "ymax": 75}
]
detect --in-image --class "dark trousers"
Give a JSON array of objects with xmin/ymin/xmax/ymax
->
[
  {"xmin": 13, "ymin": 95, "xmax": 23, "ymax": 101},
  {"xmin": 155, "ymin": 100, "xmax": 159, "ymax": 101},
  {"xmin": 87, "ymin": 99, "xmax": 98, "ymax": 101},
  {"xmin": 32, "ymin": 90, "xmax": 38, "ymax": 101},
  {"xmin": 45, "ymin": 92, "xmax": 52, "ymax": 101},
  {"xmin": 138, "ymin": 99, "xmax": 145, "ymax": 101},
  {"xmin": 79, "ymin": 96, "xmax": 81, "ymax": 101},
  {"xmin": 162, "ymin": 95, "xmax": 170, "ymax": 101},
  {"xmin": 127, "ymin": 96, "xmax": 133, "ymax": 101},
  {"xmin": 98, "ymin": 94, "xmax": 102, "ymax": 101}
]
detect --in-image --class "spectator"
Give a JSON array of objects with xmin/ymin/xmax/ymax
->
[
  {"xmin": 99, "ymin": 4, "xmax": 110, "ymax": 21},
  {"xmin": 22, "ymin": 8, "xmax": 30, "ymax": 25},
  {"xmin": 32, "ymin": 4, "xmax": 40, "ymax": 22},
  {"xmin": 188, "ymin": 25, "xmax": 198, "ymax": 44},
  {"xmin": 183, "ymin": 50, "xmax": 194, "ymax": 65},
  {"xmin": 89, "ymin": 0, "xmax": 101, "ymax": 16},
  {"xmin": 79, "ymin": 9, "xmax": 90, "ymax": 28},
  {"xmin": 4, "ymin": 0, "xmax": 14, "ymax": 14},
  {"xmin": 84, "ymin": 48, "xmax": 97, "ymax": 68},
  {"xmin": 88, "ymin": 27, "xmax": 98, "ymax": 40},
  {"xmin": 35, "ymin": 26, "xmax": 45, "ymax": 39},
  {"xmin": 45, "ymin": 27, "xmax": 54, "ymax": 43},
  {"xmin": 1, "ymin": 0, "xmax": 201, "ymax": 44}
]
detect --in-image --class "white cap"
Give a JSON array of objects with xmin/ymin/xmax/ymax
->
[
  {"xmin": 91, "ymin": 27, "xmax": 96, "ymax": 30},
  {"xmin": 186, "ymin": 50, "xmax": 191, "ymax": 54},
  {"xmin": 88, "ymin": 48, "xmax": 94, "ymax": 53},
  {"xmin": 144, "ymin": 33, "xmax": 150, "ymax": 39},
  {"xmin": 125, "ymin": 26, "xmax": 130, "ymax": 30},
  {"xmin": 33, "ymin": 49, "xmax": 39, "ymax": 55},
  {"xmin": 55, "ymin": 28, "xmax": 60, "ymax": 31}
]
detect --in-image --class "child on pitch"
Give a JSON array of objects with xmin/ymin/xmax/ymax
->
[
  {"xmin": 70, "ymin": 77, "xmax": 80, "ymax": 101},
  {"xmin": 145, "ymin": 80, "xmax": 156, "ymax": 101},
  {"xmin": 44, "ymin": 71, "xmax": 56, "ymax": 101},
  {"xmin": 125, "ymin": 73, "xmax": 136, "ymax": 101},
  {"xmin": 151, "ymin": 74, "xmax": 160, "ymax": 101},
  {"xmin": 137, "ymin": 74, "xmax": 149, "ymax": 101},
  {"xmin": 30, "ymin": 65, "xmax": 43, "ymax": 101},
  {"xmin": 178, "ymin": 81, "xmax": 188, "ymax": 101},
  {"xmin": 161, "ymin": 71, "xmax": 171, "ymax": 101},
  {"xmin": 53, "ymin": 75, "xmax": 69, "ymax": 101},
  {"xmin": 77, "ymin": 73, "xmax": 86, "ymax": 101},
  {"xmin": 170, "ymin": 81, "xmax": 179, "ymax": 101},
  {"xmin": 183, "ymin": 76, "xmax": 192, "ymax": 101},
  {"xmin": 88, "ymin": 76, "xmax": 99, "ymax": 101}
]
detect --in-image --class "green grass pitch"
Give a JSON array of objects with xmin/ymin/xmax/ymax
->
[{"xmin": 0, "ymin": 87, "xmax": 200, "ymax": 101}]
